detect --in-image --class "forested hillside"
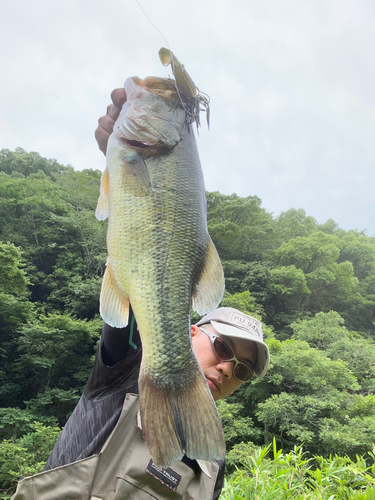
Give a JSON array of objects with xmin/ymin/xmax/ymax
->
[{"xmin": 1, "ymin": 148, "xmax": 375, "ymax": 497}]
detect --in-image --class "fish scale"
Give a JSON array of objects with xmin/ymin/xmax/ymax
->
[{"xmin": 96, "ymin": 69, "xmax": 226, "ymax": 466}]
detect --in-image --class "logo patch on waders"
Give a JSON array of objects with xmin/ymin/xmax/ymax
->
[{"xmin": 146, "ymin": 459, "xmax": 182, "ymax": 491}]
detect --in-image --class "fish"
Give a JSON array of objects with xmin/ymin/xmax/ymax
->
[{"xmin": 95, "ymin": 48, "xmax": 226, "ymax": 467}]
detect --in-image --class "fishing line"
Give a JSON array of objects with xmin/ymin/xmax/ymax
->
[
  {"xmin": 134, "ymin": 0, "xmax": 171, "ymax": 52},
  {"xmin": 134, "ymin": 0, "xmax": 209, "ymax": 130},
  {"xmin": 133, "ymin": 1, "xmax": 180, "ymax": 111},
  {"xmin": 133, "ymin": 1, "xmax": 177, "ymax": 103}
]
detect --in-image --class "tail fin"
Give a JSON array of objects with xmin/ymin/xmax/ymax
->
[{"xmin": 139, "ymin": 370, "xmax": 226, "ymax": 467}]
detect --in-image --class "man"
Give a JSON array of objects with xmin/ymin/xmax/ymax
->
[{"xmin": 12, "ymin": 91, "xmax": 270, "ymax": 500}]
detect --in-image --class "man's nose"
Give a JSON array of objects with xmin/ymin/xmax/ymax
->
[{"xmin": 217, "ymin": 360, "xmax": 234, "ymax": 379}]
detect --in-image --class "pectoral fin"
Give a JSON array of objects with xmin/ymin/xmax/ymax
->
[
  {"xmin": 122, "ymin": 155, "xmax": 151, "ymax": 197},
  {"xmin": 95, "ymin": 167, "xmax": 109, "ymax": 221},
  {"xmin": 192, "ymin": 236, "xmax": 225, "ymax": 315},
  {"xmin": 100, "ymin": 261, "xmax": 130, "ymax": 327}
]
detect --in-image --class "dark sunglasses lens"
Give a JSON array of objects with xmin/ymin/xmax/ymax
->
[
  {"xmin": 213, "ymin": 337, "xmax": 233, "ymax": 360},
  {"xmin": 234, "ymin": 363, "xmax": 254, "ymax": 382}
]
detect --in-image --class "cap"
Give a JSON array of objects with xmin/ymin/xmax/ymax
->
[{"xmin": 196, "ymin": 307, "xmax": 270, "ymax": 378}]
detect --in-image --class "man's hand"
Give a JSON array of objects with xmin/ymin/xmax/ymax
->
[{"xmin": 95, "ymin": 88, "xmax": 127, "ymax": 155}]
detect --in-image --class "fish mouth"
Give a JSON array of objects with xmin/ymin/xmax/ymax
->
[
  {"xmin": 119, "ymin": 137, "xmax": 153, "ymax": 149},
  {"xmin": 116, "ymin": 77, "xmax": 184, "ymax": 150}
]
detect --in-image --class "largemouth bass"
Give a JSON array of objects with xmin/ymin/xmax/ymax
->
[{"xmin": 95, "ymin": 49, "xmax": 226, "ymax": 466}]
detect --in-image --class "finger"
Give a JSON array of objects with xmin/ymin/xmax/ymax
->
[
  {"xmin": 111, "ymin": 88, "xmax": 127, "ymax": 108},
  {"xmin": 98, "ymin": 114, "xmax": 116, "ymax": 135},
  {"xmin": 95, "ymin": 115, "xmax": 115, "ymax": 155},
  {"xmin": 108, "ymin": 89, "xmax": 127, "ymax": 121},
  {"xmin": 95, "ymin": 126, "xmax": 111, "ymax": 155},
  {"xmin": 95, "ymin": 88, "xmax": 127, "ymax": 155},
  {"xmin": 107, "ymin": 103, "xmax": 121, "ymax": 122}
]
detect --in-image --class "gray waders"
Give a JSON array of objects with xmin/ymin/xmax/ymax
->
[{"xmin": 12, "ymin": 394, "xmax": 219, "ymax": 499}]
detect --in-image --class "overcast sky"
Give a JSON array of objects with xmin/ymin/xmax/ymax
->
[{"xmin": 1, "ymin": 0, "xmax": 374, "ymax": 235}]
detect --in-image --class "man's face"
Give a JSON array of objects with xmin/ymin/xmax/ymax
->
[{"xmin": 191, "ymin": 324, "xmax": 258, "ymax": 401}]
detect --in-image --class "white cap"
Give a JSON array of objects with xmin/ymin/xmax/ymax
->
[{"xmin": 196, "ymin": 307, "xmax": 270, "ymax": 378}]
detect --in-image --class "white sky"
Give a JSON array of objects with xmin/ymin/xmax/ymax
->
[{"xmin": 1, "ymin": 0, "xmax": 375, "ymax": 235}]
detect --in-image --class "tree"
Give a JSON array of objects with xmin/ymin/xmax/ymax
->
[
  {"xmin": 13, "ymin": 314, "xmax": 101, "ymax": 424},
  {"xmin": 274, "ymin": 232, "xmax": 341, "ymax": 274},
  {"xmin": 207, "ymin": 192, "xmax": 274, "ymax": 261},
  {"xmin": 220, "ymin": 290, "xmax": 264, "ymax": 319},
  {"xmin": 292, "ymin": 312, "xmax": 375, "ymax": 393},
  {"xmin": 263, "ymin": 265, "xmax": 310, "ymax": 331},
  {"xmin": 0, "ymin": 422, "xmax": 61, "ymax": 498},
  {"xmin": 338, "ymin": 230, "xmax": 375, "ymax": 282},
  {"xmin": 0, "ymin": 242, "xmax": 32, "ymax": 341},
  {"xmin": 272, "ymin": 232, "xmax": 358, "ymax": 323},
  {"xmin": 253, "ymin": 338, "xmax": 367, "ymax": 455},
  {"xmin": 0, "ymin": 243, "xmax": 33, "ymax": 408},
  {"xmin": 0, "ymin": 148, "xmax": 68, "ymax": 178},
  {"xmin": 274, "ymin": 208, "xmax": 318, "ymax": 244},
  {"xmin": 0, "ymin": 170, "xmax": 69, "ymax": 303}
]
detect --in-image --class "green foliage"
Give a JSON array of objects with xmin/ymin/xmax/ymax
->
[
  {"xmin": 292, "ymin": 312, "xmax": 375, "ymax": 392},
  {"xmin": 221, "ymin": 439, "xmax": 375, "ymax": 500},
  {"xmin": 291, "ymin": 310, "xmax": 347, "ymax": 350},
  {"xmin": 264, "ymin": 266, "xmax": 310, "ymax": 330},
  {"xmin": 3, "ymin": 148, "xmax": 375, "ymax": 492},
  {"xmin": 233, "ymin": 316, "xmax": 375, "ymax": 458},
  {"xmin": 0, "ymin": 408, "xmax": 57, "ymax": 441},
  {"xmin": 269, "ymin": 232, "xmax": 359, "ymax": 326},
  {"xmin": 0, "ymin": 422, "xmax": 61, "ymax": 499},
  {"xmin": 274, "ymin": 208, "xmax": 318, "ymax": 243},
  {"xmin": 220, "ymin": 291, "xmax": 264, "ymax": 319},
  {"xmin": 14, "ymin": 314, "xmax": 101, "ymax": 423},
  {"xmin": 275, "ymin": 232, "xmax": 341, "ymax": 273},
  {"xmin": 0, "ymin": 243, "xmax": 32, "ymax": 336},
  {"xmin": 319, "ymin": 416, "xmax": 375, "ymax": 457},
  {"xmin": 225, "ymin": 441, "xmax": 260, "ymax": 475},
  {"xmin": 207, "ymin": 192, "xmax": 274, "ymax": 261},
  {"xmin": 217, "ymin": 400, "xmax": 262, "ymax": 451},
  {"xmin": 0, "ymin": 243, "xmax": 30, "ymax": 296},
  {"xmin": 339, "ymin": 231, "xmax": 375, "ymax": 281},
  {"xmin": 0, "ymin": 151, "xmax": 106, "ymax": 316},
  {"xmin": 0, "ymin": 148, "xmax": 68, "ymax": 178},
  {"xmin": 0, "ymin": 242, "xmax": 35, "ymax": 412}
]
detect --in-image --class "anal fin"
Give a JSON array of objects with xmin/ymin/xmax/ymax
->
[
  {"xmin": 192, "ymin": 235, "xmax": 225, "ymax": 315},
  {"xmin": 100, "ymin": 261, "xmax": 130, "ymax": 327}
]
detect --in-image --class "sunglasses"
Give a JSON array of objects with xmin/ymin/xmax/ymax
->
[{"xmin": 199, "ymin": 327, "xmax": 255, "ymax": 382}]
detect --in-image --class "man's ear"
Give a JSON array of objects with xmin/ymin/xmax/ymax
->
[{"xmin": 191, "ymin": 325, "xmax": 201, "ymax": 339}]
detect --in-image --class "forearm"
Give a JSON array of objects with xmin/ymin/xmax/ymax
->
[{"xmin": 101, "ymin": 306, "xmax": 141, "ymax": 366}]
